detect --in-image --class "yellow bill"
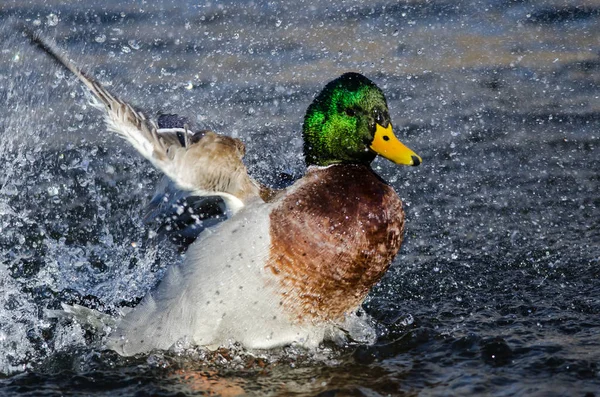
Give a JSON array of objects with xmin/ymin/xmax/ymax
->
[{"xmin": 370, "ymin": 124, "xmax": 422, "ymax": 166}]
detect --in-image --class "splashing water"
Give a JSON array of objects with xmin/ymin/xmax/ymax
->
[{"xmin": 1, "ymin": 1, "xmax": 600, "ymax": 395}]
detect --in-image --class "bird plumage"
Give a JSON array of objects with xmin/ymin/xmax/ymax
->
[{"xmin": 26, "ymin": 30, "xmax": 421, "ymax": 355}]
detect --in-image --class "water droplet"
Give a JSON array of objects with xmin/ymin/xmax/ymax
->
[
  {"xmin": 95, "ymin": 34, "xmax": 106, "ymax": 43},
  {"xmin": 46, "ymin": 13, "xmax": 59, "ymax": 27},
  {"xmin": 121, "ymin": 46, "xmax": 131, "ymax": 54},
  {"xmin": 400, "ymin": 313, "xmax": 414, "ymax": 326},
  {"xmin": 128, "ymin": 40, "xmax": 140, "ymax": 50}
]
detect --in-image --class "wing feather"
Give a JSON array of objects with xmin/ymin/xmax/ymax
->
[{"xmin": 26, "ymin": 30, "xmax": 264, "ymax": 212}]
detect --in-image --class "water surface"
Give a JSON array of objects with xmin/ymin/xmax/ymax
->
[{"xmin": 1, "ymin": 0, "xmax": 599, "ymax": 395}]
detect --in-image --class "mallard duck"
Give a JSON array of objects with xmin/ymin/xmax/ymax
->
[{"xmin": 28, "ymin": 32, "xmax": 421, "ymax": 356}]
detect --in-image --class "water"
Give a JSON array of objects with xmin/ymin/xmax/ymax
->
[{"xmin": 1, "ymin": 0, "xmax": 599, "ymax": 395}]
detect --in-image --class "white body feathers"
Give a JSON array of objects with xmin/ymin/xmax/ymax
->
[{"xmin": 106, "ymin": 200, "xmax": 333, "ymax": 355}]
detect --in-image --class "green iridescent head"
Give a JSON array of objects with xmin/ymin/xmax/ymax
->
[{"xmin": 302, "ymin": 72, "xmax": 421, "ymax": 167}]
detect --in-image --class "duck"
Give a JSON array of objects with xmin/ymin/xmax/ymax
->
[{"xmin": 27, "ymin": 31, "xmax": 421, "ymax": 356}]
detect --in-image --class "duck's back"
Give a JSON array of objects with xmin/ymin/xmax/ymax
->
[{"xmin": 107, "ymin": 164, "xmax": 404, "ymax": 355}]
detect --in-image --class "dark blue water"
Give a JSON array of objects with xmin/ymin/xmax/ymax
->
[{"xmin": 1, "ymin": 1, "xmax": 599, "ymax": 395}]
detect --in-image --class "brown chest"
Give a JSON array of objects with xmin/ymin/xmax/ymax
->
[{"xmin": 266, "ymin": 165, "xmax": 404, "ymax": 323}]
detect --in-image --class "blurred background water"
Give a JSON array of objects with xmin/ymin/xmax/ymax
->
[{"xmin": 0, "ymin": 0, "xmax": 599, "ymax": 395}]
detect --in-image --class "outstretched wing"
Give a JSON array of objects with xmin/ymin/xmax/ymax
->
[{"xmin": 26, "ymin": 30, "xmax": 262, "ymax": 213}]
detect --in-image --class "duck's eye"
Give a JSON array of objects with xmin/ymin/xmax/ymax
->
[
  {"xmin": 374, "ymin": 109, "xmax": 384, "ymax": 125},
  {"xmin": 345, "ymin": 108, "xmax": 356, "ymax": 117},
  {"xmin": 368, "ymin": 119, "xmax": 376, "ymax": 131}
]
